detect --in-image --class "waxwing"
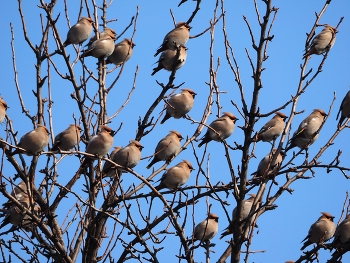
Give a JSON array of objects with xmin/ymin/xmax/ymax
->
[
  {"xmin": 301, "ymin": 212, "xmax": 336, "ymax": 250},
  {"xmin": 255, "ymin": 112, "xmax": 287, "ymax": 142},
  {"xmin": 50, "ymin": 124, "xmax": 82, "ymax": 151},
  {"xmin": 160, "ymin": 89, "xmax": 196, "ymax": 124},
  {"xmin": 63, "ymin": 17, "xmax": 93, "ymax": 46},
  {"xmin": 285, "ymin": 109, "xmax": 327, "ymax": 151},
  {"xmin": 81, "ymin": 29, "xmax": 116, "ymax": 59},
  {"xmin": 0, "ymin": 98, "xmax": 8, "ymax": 123},
  {"xmin": 198, "ymin": 112, "xmax": 238, "ymax": 148},
  {"xmin": 146, "ymin": 130, "xmax": 183, "ymax": 169},
  {"xmin": 337, "ymin": 90, "xmax": 350, "ymax": 127},
  {"xmin": 154, "ymin": 160, "xmax": 194, "ymax": 190},
  {"xmin": 10, "ymin": 124, "xmax": 49, "ymax": 156},
  {"xmin": 154, "ymin": 22, "xmax": 191, "ymax": 57},
  {"xmin": 303, "ymin": 25, "xmax": 336, "ymax": 59},
  {"xmin": 193, "ymin": 213, "xmax": 219, "ymax": 242},
  {"xmin": 106, "ymin": 38, "xmax": 135, "ymax": 66},
  {"xmin": 151, "ymin": 46, "xmax": 187, "ymax": 76}
]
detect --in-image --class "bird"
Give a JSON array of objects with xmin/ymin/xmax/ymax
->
[
  {"xmin": 303, "ymin": 25, "xmax": 337, "ymax": 59},
  {"xmin": 151, "ymin": 46, "xmax": 187, "ymax": 76},
  {"xmin": 50, "ymin": 124, "xmax": 82, "ymax": 151},
  {"xmin": 154, "ymin": 22, "xmax": 191, "ymax": 57},
  {"xmin": 285, "ymin": 109, "xmax": 327, "ymax": 152},
  {"xmin": 336, "ymin": 90, "xmax": 350, "ymax": 127},
  {"xmin": 9, "ymin": 124, "xmax": 50, "ymax": 156},
  {"xmin": 255, "ymin": 112, "xmax": 288, "ymax": 142},
  {"xmin": 102, "ymin": 146, "xmax": 122, "ymax": 173},
  {"xmin": 63, "ymin": 17, "xmax": 94, "ymax": 46},
  {"xmin": 198, "ymin": 112, "xmax": 238, "ymax": 148},
  {"xmin": 106, "ymin": 38, "xmax": 135, "ymax": 66},
  {"xmin": 0, "ymin": 98, "xmax": 8, "ymax": 123},
  {"xmin": 301, "ymin": 212, "xmax": 336, "ymax": 250},
  {"xmin": 154, "ymin": 160, "xmax": 194, "ymax": 191},
  {"xmin": 220, "ymin": 194, "xmax": 257, "ymax": 239},
  {"xmin": 332, "ymin": 214, "xmax": 350, "ymax": 250},
  {"xmin": 252, "ymin": 149, "xmax": 284, "ymax": 180},
  {"xmin": 160, "ymin": 88, "xmax": 196, "ymax": 124},
  {"xmin": 81, "ymin": 29, "xmax": 116, "ymax": 59},
  {"xmin": 103, "ymin": 140, "xmax": 143, "ymax": 177},
  {"xmin": 193, "ymin": 213, "xmax": 219, "ymax": 242},
  {"xmin": 85, "ymin": 28, "xmax": 116, "ymax": 48},
  {"xmin": 79, "ymin": 125, "xmax": 114, "ymax": 171},
  {"xmin": 146, "ymin": 130, "xmax": 183, "ymax": 169},
  {"xmin": 21, "ymin": 205, "xmax": 41, "ymax": 233}
]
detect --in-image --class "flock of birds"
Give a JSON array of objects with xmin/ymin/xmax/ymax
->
[{"xmin": 0, "ymin": 16, "xmax": 349, "ymax": 259}]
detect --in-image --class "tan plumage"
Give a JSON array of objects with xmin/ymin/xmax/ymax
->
[
  {"xmin": 10, "ymin": 124, "xmax": 50, "ymax": 156},
  {"xmin": 50, "ymin": 124, "xmax": 82, "ymax": 151},
  {"xmin": 154, "ymin": 160, "xmax": 194, "ymax": 191},
  {"xmin": 303, "ymin": 25, "xmax": 336, "ymax": 59},
  {"xmin": 80, "ymin": 125, "xmax": 114, "ymax": 172},
  {"xmin": 0, "ymin": 98, "xmax": 8, "ymax": 123},
  {"xmin": 160, "ymin": 89, "xmax": 196, "ymax": 124},
  {"xmin": 285, "ymin": 109, "xmax": 327, "ymax": 151},
  {"xmin": 193, "ymin": 213, "xmax": 219, "ymax": 242},
  {"xmin": 63, "ymin": 17, "xmax": 93, "ymax": 46},
  {"xmin": 256, "ymin": 112, "xmax": 287, "ymax": 142},
  {"xmin": 85, "ymin": 28, "xmax": 116, "ymax": 48},
  {"xmin": 151, "ymin": 46, "xmax": 187, "ymax": 76},
  {"xmin": 337, "ymin": 90, "xmax": 350, "ymax": 127},
  {"xmin": 102, "ymin": 146, "xmax": 122, "ymax": 174},
  {"xmin": 146, "ymin": 130, "xmax": 183, "ymax": 169},
  {"xmin": 301, "ymin": 212, "xmax": 336, "ymax": 250},
  {"xmin": 332, "ymin": 214, "xmax": 350, "ymax": 250},
  {"xmin": 220, "ymin": 194, "xmax": 257, "ymax": 239},
  {"xmin": 103, "ymin": 140, "xmax": 143, "ymax": 177},
  {"xmin": 106, "ymin": 38, "xmax": 135, "ymax": 66},
  {"xmin": 198, "ymin": 112, "xmax": 238, "ymax": 148},
  {"xmin": 154, "ymin": 22, "xmax": 191, "ymax": 57},
  {"xmin": 253, "ymin": 149, "xmax": 284, "ymax": 180},
  {"xmin": 81, "ymin": 29, "xmax": 116, "ymax": 59}
]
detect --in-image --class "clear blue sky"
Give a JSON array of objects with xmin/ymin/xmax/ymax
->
[{"xmin": 1, "ymin": 1, "xmax": 350, "ymax": 262}]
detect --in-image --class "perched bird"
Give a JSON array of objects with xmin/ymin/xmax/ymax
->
[
  {"xmin": 9, "ymin": 124, "xmax": 50, "ymax": 156},
  {"xmin": 154, "ymin": 160, "xmax": 194, "ymax": 191},
  {"xmin": 303, "ymin": 25, "xmax": 337, "ymax": 59},
  {"xmin": 160, "ymin": 88, "xmax": 196, "ymax": 124},
  {"xmin": 336, "ymin": 90, "xmax": 350, "ymax": 127},
  {"xmin": 198, "ymin": 112, "xmax": 238, "ymax": 148},
  {"xmin": 301, "ymin": 212, "xmax": 336, "ymax": 250},
  {"xmin": 103, "ymin": 140, "xmax": 143, "ymax": 177},
  {"xmin": 50, "ymin": 124, "xmax": 82, "ymax": 151},
  {"xmin": 0, "ymin": 98, "xmax": 8, "ymax": 123},
  {"xmin": 63, "ymin": 17, "xmax": 94, "ymax": 46},
  {"xmin": 332, "ymin": 214, "xmax": 350, "ymax": 250},
  {"xmin": 285, "ymin": 109, "xmax": 327, "ymax": 152},
  {"xmin": 81, "ymin": 29, "xmax": 116, "ymax": 59},
  {"xmin": 151, "ymin": 46, "xmax": 187, "ymax": 76},
  {"xmin": 193, "ymin": 213, "xmax": 219, "ymax": 242},
  {"xmin": 106, "ymin": 38, "xmax": 135, "ymax": 66},
  {"xmin": 252, "ymin": 149, "xmax": 284, "ymax": 180},
  {"xmin": 255, "ymin": 112, "xmax": 287, "ymax": 142},
  {"xmin": 21, "ymin": 205, "xmax": 41, "ymax": 233},
  {"xmin": 102, "ymin": 146, "xmax": 122, "ymax": 173},
  {"xmin": 79, "ymin": 125, "xmax": 114, "ymax": 172},
  {"xmin": 220, "ymin": 194, "xmax": 257, "ymax": 239},
  {"xmin": 146, "ymin": 130, "xmax": 183, "ymax": 169},
  {"xmin": 85, "ymin": 28, "xmax": 116, "ymax": 48},
  {"xmin": 154, "ymin": 22, "xmax": 191, "ymax": 57}
]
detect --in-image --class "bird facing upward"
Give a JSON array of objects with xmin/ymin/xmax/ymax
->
[{"xmin": 193, "ymin": 213, "xmax": 219, "ymax": 242}]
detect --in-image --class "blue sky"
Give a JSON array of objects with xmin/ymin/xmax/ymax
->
[{"xmin": 1, "ymin": 0, "xmax": 350, "ymax": 262}]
